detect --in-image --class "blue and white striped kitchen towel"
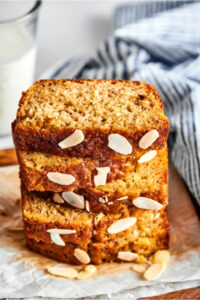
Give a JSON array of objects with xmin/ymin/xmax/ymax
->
[{"xmin": 43, "ymin": 0, "xmax": 200, "ymax": 208}]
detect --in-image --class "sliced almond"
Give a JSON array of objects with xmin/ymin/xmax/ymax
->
[
  {"xmin": 99, "ymin": 197, "xmax": 106, "ymax": 204},
  {"xmin": 85, "ymin": 200, "xmax": 90, "ymax": 212},
  {"xmin": 117, "ymin": 196, "xmax": 128, "ymax": 201},
  {"xmin": 143, "ymin": 263, "xmax": 166, "ymax": 281},
  {"xmin": 153, "ymin": 250, "xmax": 170, "ymax": 264},
  {"xmin": 94, "ymin": 167, "xmax": 110, "ymax": 186},
  {"xmin": 139, "ymin": 130, "xmax": 159, "ymax": 149},
  {"xmin": 58, "ymin": 130, "xmax": 84, "ymax": 149},
  {"xmin": 47, "ymin": 229, "xmax": 76, "ymax": 234},
  {"xmin": 94, "ymin": 213, "xmax": 105, "ymax": 226},
  {"xmin": 107, "ymin": 217, "xmax": 137, "ymax": 234},
  {"xmin": 132, "ymin": 264, "xmax": 148, "ymax": 273},
  {"xmin": 138, "ymin": 150, "xmax": 157, "ymax": 163},
  {"xmin": 108, "ymin": 202, "xmax": 113, "ymax": 205},
  {"xmin": 133, "ymin": 197, "xmax": 163, "ymax": 210},
  {"xmin": 93, "ymin": 230, "xmax": 97, "ymax": 235},
  {"xmin": 62, "ymin": 191, "xmax": 84, "ymax": 209},
  {"xmin": 53, "ymin": 193, "xmax": 64, "ymax": 204},
  {"xmin": 108, "ymin": 133, "xmax": 132, "ymax": 155},
  {"xmin": 49, "ymin": 233, "xmax": 65, "ymax": 246},
  {"xmin": 74, "ymin": 248, "xmax": 90, "ymax": 264},
  {"xmin": 118, "ymin": 251, "xmax": 138, "ymax": 261},
  {"xmin": 47, "ymin": 172, "xmax": 75, "ymax": 186},
  {"xmin": 47, "ymin": 266, "xmax": 78, "ymax": 279}
]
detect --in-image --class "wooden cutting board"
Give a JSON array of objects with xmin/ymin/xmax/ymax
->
[{"xmin": 0, "ymin": 148, "xmax": 199, "ymax": 300}]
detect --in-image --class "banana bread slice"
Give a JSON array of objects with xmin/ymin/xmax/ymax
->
[
  {"xmin": 23, "ymin": 189, "xmax": 169, "ymax": 265},
  {"xmin": 18, "ymin": 146, "xmax": 168, "ymax": 200},
  {"xmin": 17, "ymin": 150, "xmax": 132, "ymax": 192},
  {"xmin": 12, "ymin": 79, "xmax": 169, "ymax": 160}
]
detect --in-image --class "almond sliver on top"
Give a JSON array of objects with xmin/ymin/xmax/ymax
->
[
  {"xmin": 58, "ymin": 130, "xmax": 84, "ymax": 149},
  {"xmin": 107, "ymin": 217, "xmax": 137, "ymax": 234},
  {"xmin": 108, "ymin": 133, "xmax": 132, "ymax": 155},
  {"xmin": 47, "ymin": 172, "xmax": 75, "ymax": 186},
  {"xmin": 139, "ymin": 130, "xmax": 159, "ymax": 149},
  {"xmin": 133, "ymin": 197, "xmax": 163, "ymax": 210}
]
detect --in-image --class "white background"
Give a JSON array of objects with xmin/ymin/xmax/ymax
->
[{"xmin": 36, "ymin": 0, "xmax": 130, "ymax": 77}]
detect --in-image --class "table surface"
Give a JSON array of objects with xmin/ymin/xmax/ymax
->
[{"xmin": 0, "ymin": 148, "xmax": 199, "ymax": 299}]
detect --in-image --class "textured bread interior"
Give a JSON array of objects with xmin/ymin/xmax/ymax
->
[
  {"xmin": 23, "ymin": 190, "xmax": 169, "ymax": 264},
  {"xmin": 93, "ymin": 146, "xmax": 168, "ymax": 198},
  {"xmin": 19, "ymin": 147, "xmax": 168, "ymax": 202},
  {"xmin": 17, "ymin": 79, "xmax": 168, "ymax": 131},
  {"xmin": 21, "ymin": 151, "xmax": 93, "ymax": 168},
  {"xmin": 23, "ymin": 190, "xmax": 92, "ymax": 225}
]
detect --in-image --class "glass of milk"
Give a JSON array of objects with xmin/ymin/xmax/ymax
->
[{"xmin": 0, "ymin": 1, "xmax": 41, "ymax": 136}]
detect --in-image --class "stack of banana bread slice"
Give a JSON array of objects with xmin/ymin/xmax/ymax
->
[{"xmin": 12, "ymin": 79, "xmax": 169, "ymax": 265}]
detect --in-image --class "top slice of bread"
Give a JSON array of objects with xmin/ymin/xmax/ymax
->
[{"xmin": 13, "ymin": 79, "xmax": 169, "ymax": 159}]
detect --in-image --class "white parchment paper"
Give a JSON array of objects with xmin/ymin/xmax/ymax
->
[{"xmin": 0, "ymin": 164, "xmax": 200, "ymax": 299}]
